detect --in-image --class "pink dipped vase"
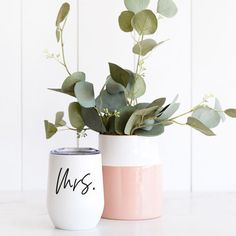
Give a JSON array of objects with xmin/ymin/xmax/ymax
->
[{"xmin": 99, "ymin": 135, "xmax": 162, "ymax": 220}]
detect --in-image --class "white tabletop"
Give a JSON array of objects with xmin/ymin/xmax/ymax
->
[{"xmin": 0, "ymin": 192, "xmax": 235, "ymax": 236}]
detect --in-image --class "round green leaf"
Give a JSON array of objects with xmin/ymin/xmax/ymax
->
[
  {"xmin": 215, "ymin": 98, "xmax": 226, "ymax": 121},
  {"xmin": 126, "ymin": 75, "xmax": 146, "ymax": 99},
  {"xmin": 56, "ymin": 2, "xmax": 70, "ymax": 26},
  {"xmin": 118, "ymin": 11, "xmax": 135, "ymax": 32},
  {"xmin": 124, "ymin": 105, "xmax": 160, "ymax": 134},
  {"xmin": 187, "ymin": 117, "xmax": 215, "ymax": 136},
  {"xmin": 135, "ymin": 103, "xmax": 149, "ymax": 109},
  {"xmin": 124, "ymin": 0, "xmax": 150, "ymax": 13},
  {"xmin": 124, "ymin": 113, "xmax": 142, "ymax": 135},
  {"xmin": 74, "ymin": 81, "xmax": 95, "ymax": 108},
  {"xmin": 106, "ymin": 116, "xmax": 116, "ymax": 134},
  {"xmin": 142, "ymin": 119, "xmax": 155, "ymax": 131},
  {"xmin": 147, "ymin": 97, "xmax": 166, "ymax": 108},
  {"xmin": 157, "ymin": 103, "xmax": 180, "ymax": 120},
  {"xmin": 157, "ymin": 0, "xmax": 177, "ymax": 18},
  {"xmin": 109, "ymin": 63, "xmax": 131, "ymax": 87},
  {"xmin": 62, "ymin": 72, "xmax": 86, "ymax": 93},
  {"xmin": 131, "ymin": 10, "xmax": 158, "ymax": 35},
  {"xmin": 133, "ymin": 39, "xmax": 166, "ymax": 56},
  {"xmin": 106, "ymin": 77, "xmax": 126, "ymax": 95},
  {"xmin": 192, "ymin": 107, "xmax": 221, "ymax": 128},
  {"xmin": 96, "ymin": 90, "xmax": 127, "ymax": 112},
  {"xmin": 68, "ymin": 102, "xmax": 85, "ymax": 131},
  {"xmin": 80, "ymin": 107, "xmax": 106, "ymax": 133},
  {"xmin": 115, "ymin": 106, "xmax": 136, "ymax": 134},
  {"xmin": 55, "ymin": 111, "xmax": 66, "ymax": 127},
  {"xmin": 44, "ymin": 120, "xmax": 57, "ymax": 139},
  {"xmin": 134, "ymin": 124, "xmax": 164, "ymax": 136},
  {"xmin": 135, "ymin": 105, "xmax": 161, "ymax": 117},
  {"xmin": 224, "ymin": 109, "xmax": 236, "ymax": 118}
]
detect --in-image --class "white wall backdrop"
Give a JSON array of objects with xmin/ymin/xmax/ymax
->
[{"xmin": 0, "ymin": 0, "xmax": 236, "ymax": 191}]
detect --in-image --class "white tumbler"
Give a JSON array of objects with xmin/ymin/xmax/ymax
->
[{"xmin": 47, "ymin": 148, "xmax": 104, "ymax": 230}]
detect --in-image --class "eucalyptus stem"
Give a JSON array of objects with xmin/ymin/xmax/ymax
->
[
  {"xmin": 168, "ymin": 109, "xmax": 193, "ymax": 121},
  {"xmin": 135, "ymin": 34, "xmax": 144, "ymax": 77},
  {"xmin": 60, "ymin": 17, "xmax": 71, "ymax": 75},
  {"xmin": 130, "ymin": 34, "xmax": 144, "ymax": 105}
]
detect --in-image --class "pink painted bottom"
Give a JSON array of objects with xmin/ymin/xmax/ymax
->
[{"xmin": 102, "ymin": 165, "xmax": 162, "ymax": 220}]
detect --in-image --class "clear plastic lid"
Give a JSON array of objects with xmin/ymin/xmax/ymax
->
[{"xmin": 50, "ymin": 147, "xmax": 100, "ymax": 156}]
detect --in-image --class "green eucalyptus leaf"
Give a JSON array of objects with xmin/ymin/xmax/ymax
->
[
  {"xmin": 187, "ymin": 117, "xmax": 216, "ymax": 136},
  {"xmin": 80, "ymin": 107, "xmax": 106, "ymax": 133},
  {"xmin": 124, "ymin": 0, "xmax": 150, "ymax": 13},
  {"xmin": 192, "ymin": 107, "xmax": 221, "ymax": 128},
  {"xmin": 109, "ymin": 63, "xmax": 130, "ymax": 87},
  {"xmin": 115, "ymin": 106, "xmax": 136, "ymax": 134},
  {"xmin": 135, "ymin": 105, "xmax": 160, "ymax": 117},
  {"xmin": 62, "ymin": 72, "xmax": 86, "ymax": 93},
  {"xmin": 106, "ymin": 116, "xmax": 116, "ymax": 134},
  {"xmin": 157, "ymin": 0, "xmax": 177, "ymax": 18},
  {"xmin": 124, "ymin": 112, "xmax": 142, "ymax": 135},
  {"xmin": 157, "ymin": 103, "xmax": 180, "ymax": 120},
  {"xmin": 134, "ymin": 124, "xmax": 164, "ymax": 136},
  {"xmin": 124, "ymin": 105, "xmax": 160, "ymax": 134},
  {"xmin": 142, "ymin": 119, "xmax": 155, "ymax": 131},
  {"xmin": 126, "ymin": 75, "xmax": 146, "ymax": 99},
  {"xmin": 118, "ymin": 11, "xmax": 135, "ymax": 32},
  {"xmin": 74, "ymin": 81, "xmax": 95, "ymax": 108},
  {"xmin": 56, "ymin": 2, "xmax": 70, "ymax": 26},
  {"xmin": 55, "ymin": 111, "xmax": 66, "ymax": 127},
  {"xmin": 131, "ymin": 10, "xmax": 158, "ymax": 35},
  {"xmin": 135, "ymin": 103, "xmax": 149, "ymax": 109},
  {"xmin": 133, "ymin": 39, "xmax": 165, "ymax": 56},
  {"xmin": 68, "ymin": 102, "xmax": 85, "ymax": 131},
  {"xmin": 44, "ymin": 120, "xmax": 57, "ymax": 139},
  {"xmin": 106, "ymin": 77, "xmax": 126, "ymax": 95},
  {"xmin": 133, "ymin": 75, "xmax": 146, "ymax": 98},
  {"xmin": 215, "ymin": 98, "xmax": 226, "ymax": 122},
  {"xmin": 147, "ymin": 97, "xmax": 166, "ymax": 108},
  {"xmin": 56, "ymin": 29, "xmax": 60, "ymax": 42},
  {"xmin": 224, "ymin": 109, "xmax": 236, "ymax": 118},
  {"xmin": 48, "ymin": 88, "xmax": 75, "ymax": 97},
  {"xmin": 96, "ymin": 90, "xmax": 127, "ymax": 112}
]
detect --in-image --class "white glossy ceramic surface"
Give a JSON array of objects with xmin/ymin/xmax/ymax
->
[{"xmin": 99, "ymin": 135, "xmax": 161, "ymax": 167}]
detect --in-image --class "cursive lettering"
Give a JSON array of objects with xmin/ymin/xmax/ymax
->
[{"xmin": 55, "ymin": 168, "xmax": 93, "ymax": 195}]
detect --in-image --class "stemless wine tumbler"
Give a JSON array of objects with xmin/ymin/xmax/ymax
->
[{"xmin": 47, "ymin": 148, "xmax": 104, "ymax": 230}]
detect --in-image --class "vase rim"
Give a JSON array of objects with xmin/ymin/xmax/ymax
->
[{"xmin": 99, "ymin": 134, "xmax": 158, "ymax": 138}]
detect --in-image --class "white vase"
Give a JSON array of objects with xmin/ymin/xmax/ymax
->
[
  {"xmin": 47, "ymin": 148, "xmax": 104, "ymax": 230},
  {"xmin": 99, "ymin": 134, "xmax": 162, "ymax": 220}
]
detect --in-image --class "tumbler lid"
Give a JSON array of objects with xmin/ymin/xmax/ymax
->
[{"xmin": 50, "ymin": 147, "xmax": 100, "ymax": 156}]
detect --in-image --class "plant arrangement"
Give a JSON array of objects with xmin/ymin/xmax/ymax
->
[{"xmin": 44, "ymin": 0, "xmax": 236, "ymax": 142}]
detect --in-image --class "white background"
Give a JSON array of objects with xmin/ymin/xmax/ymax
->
[{"xmin": 0, "ymin": 0, "xmax": 236, "ymax": 192}]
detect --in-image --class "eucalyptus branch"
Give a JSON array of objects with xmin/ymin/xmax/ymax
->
[
  {"xmin": 131, "ymin": 108, "xmax": 194, "ymax": 134},
  {"xmin": 129, "ymin": 34, "xmax": 145, "ymax": 105},
  {"xmin": 135, "ymin": 34, "xmax": 144, "ymax": 78},
  {"xmin": 59, "ymin": 17, "xmax": 72, "ymax": 75},
  {"xmin": 168, "ymin": 109, "xmax": 193, "ymax": 121},
  {"xmin": 170, "ymin": 120, "xmax": 186, "ymax": 126}
]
